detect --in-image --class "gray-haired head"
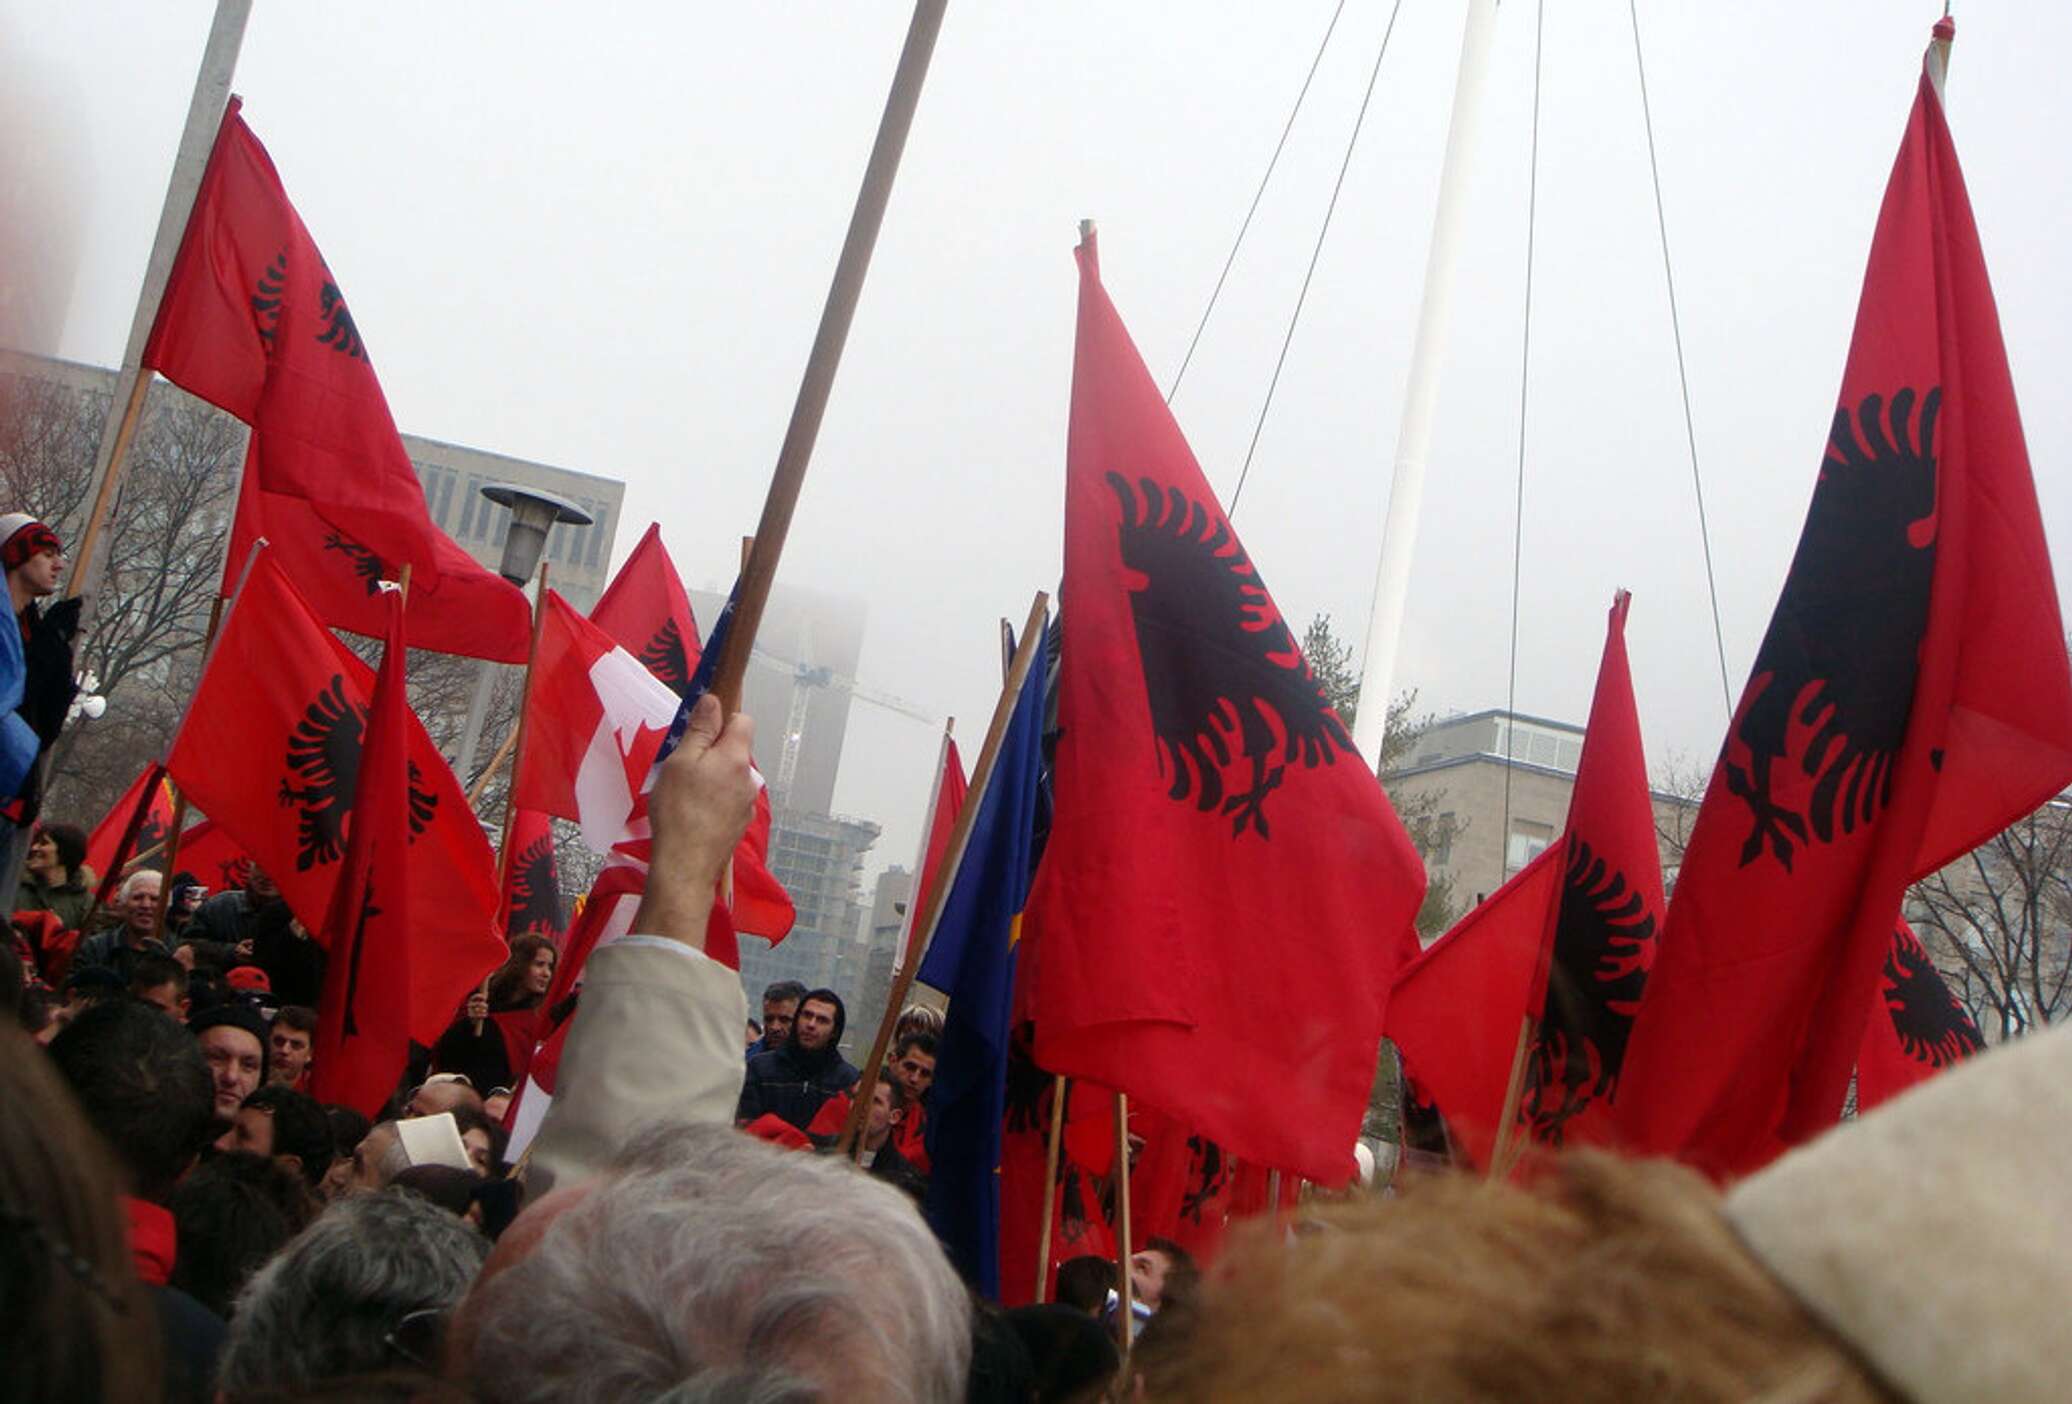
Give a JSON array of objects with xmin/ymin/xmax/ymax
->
[
  {"xmin": 216, "ymin": 1189, "xmax": 488, "ymax": 1401},
  {"xmin": 465, "ymin": 1122, "xmax": 970, "ymax": 1404}
]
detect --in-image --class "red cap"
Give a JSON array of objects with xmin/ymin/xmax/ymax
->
[{"xmin": 224, "ymin": 965, "xmax": 272, "ymax": 993}]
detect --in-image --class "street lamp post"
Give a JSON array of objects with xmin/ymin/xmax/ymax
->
[{"xmin": 452, "ymin": 482, "xmax": 593, "ymax": 785}]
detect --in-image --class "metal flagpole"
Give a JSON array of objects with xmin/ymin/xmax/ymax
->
[
  {"xmin": 68, "ymin": 0, "xmax": 252, "ymax": 603},
  {"xmin": 1350, "ymin": 0, "xmax": 1498, "ymax": 767}
]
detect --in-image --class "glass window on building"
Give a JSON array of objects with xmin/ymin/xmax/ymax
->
[{"xmin": 1507, "ymin": 819, "xmax": 1554, "ymax": 874}]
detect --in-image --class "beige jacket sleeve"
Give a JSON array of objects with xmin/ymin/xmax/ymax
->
[{"xmin": 526, "ymin": 935, "xmax": 747, "ymax": 1196}]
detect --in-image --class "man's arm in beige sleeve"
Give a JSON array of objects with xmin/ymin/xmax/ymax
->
[
  {"xmin": 525, "ymin": 935, "xmax": 746, "ymax": 1195},
  {"xmin": 523, "ymin": 694, "xmax": 759, "ymax": 1196}
]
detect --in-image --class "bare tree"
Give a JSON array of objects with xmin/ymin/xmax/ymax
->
[
  {"xmin": 1908, "ymin": 799, "xmax": 2072, "ymax": 1043},
  {"xmin": 1302, "ymin": 612, "xmax": 1462, "ymax": 940}
]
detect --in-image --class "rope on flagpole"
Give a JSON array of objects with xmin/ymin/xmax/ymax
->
[
  {"xmin": 1627, "ymin": 0, "xmax": 1734, "ymax": 722},
  {"xmin": 1227, "ymin": 0, "xmax": 1407, "ymax": 517},
  {"xmin": 1166, "ymin": 0, "xmax": 1349, "ymax": 405},
  {"xmin": 1500, "ymin": 0, "xmax": 1548, "ymax": 876}
]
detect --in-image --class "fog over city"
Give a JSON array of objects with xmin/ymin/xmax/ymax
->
[{"xmin": 7, "ymin": 1, "xmax": 2069, "ymax": 889}]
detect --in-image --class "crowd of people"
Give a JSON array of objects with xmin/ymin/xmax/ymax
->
[{"xmin": 4, "ymin": 516, "xmax": 2066, "ymax": 1401}]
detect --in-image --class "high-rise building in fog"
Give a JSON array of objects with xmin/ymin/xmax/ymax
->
[{"xmin": 739, "ymin": 811, "xmax": 881, "ymax": 1020}]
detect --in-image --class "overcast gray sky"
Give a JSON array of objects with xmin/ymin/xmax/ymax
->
[{"xmin": 7, "ymin": 2, "xmax": 2069, "ymax": 893}]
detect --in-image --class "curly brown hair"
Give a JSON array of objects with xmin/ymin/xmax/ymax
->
[{"xmin": 1136, "ymin": 1152, "xmax": 1897, "ymax": 1404}]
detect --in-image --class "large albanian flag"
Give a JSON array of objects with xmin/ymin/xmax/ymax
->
[{"xmin": 1613, "ymin": 23, "xmax": 2072, "ymax": 1177}]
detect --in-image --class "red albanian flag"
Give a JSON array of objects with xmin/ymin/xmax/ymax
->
[
  {"xmin": 1025, "ymin": 232, "xmax": 1426, "ymax": 1186},
  {"xmin": 1387, "ymin": 593, "xmax": 1663, "ymax": 1168},
  {"xmin": 589, "ymin": 523, "xmax": 703, "ymax": 697},
  {"xmin": 172, "ymin": 820, "xmax": 255, "ymax": 894},
  {"xmin": 1855, "ymin": 921, "xmax": 1984, "ymax": 1112},
  {"xmin": 1615, "ymin": 24, "xmax": 2072, "ymax": 1177},
  {"xmin": 310, "ymin": 588, "xmax": 416, "ymax": 1118},
  {"xmin": 141, "ymin": 97, "xmax": 529, "ymax": 662},
  {"xmin": 1517, "ymin": 591, "xmax": 1664, "ymax": 1148},
  {"xmin": 499, "ymin": 807, "xmax": 567, "ymax": 941},
  {"xmin": 86, "ymin": 764, "xmax": 174, "ymax": 900},
  {"xmin": 1385, "ymin": 853, "xmax": 1560, "ymax": 1172},
  {"xmin": 165, "ymin": 552, "xmax": 504, "ymax": 1043}
]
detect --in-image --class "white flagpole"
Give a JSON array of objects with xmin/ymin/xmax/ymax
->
[
  {"xmin": 68, "ymin": 0, "xmax": 252, "ymax": 603},
  {"xmin": 1350, "ymin": 0, "xmax": 1497, "ymax": 767}
]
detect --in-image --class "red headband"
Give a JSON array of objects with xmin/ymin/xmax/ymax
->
[{"xmin": 2, "ymin": 523, "xmax": 62, "ymax": 571}]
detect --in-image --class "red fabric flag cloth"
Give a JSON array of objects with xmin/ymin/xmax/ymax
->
[
  {"xmin": 1127, "ymin": 1103, "xmax": 1192, "ymax": 1251},
  {"xmin": 1856, "ymin": 921, "xmax": 1985, "ymax": 1112},
  {"xmin": 1518, "ymin": 592, "xmax": 1664, "ymax": 1149},
  {"xmin": 1026, "ymin": 233, "xmax": 1427, "ymax": 1186},
  {"xmin": 164, "ymin": 553, "xmax": 504, "ymax": 1044},
  {"xmin": 907, "ymin": 738, "xmax": 969, "ymax": 961},
  {"xmin": 498, "ymin": 808, "xmax": 567, "ymax": 941},
  {"xmin": 310, "ymin": 589, "xmax": 417, "ymax": 1117},
  {"xmin": 1615, "ymin": 32, "xmax": 2072, "ymax": 1177},
  {"xmin": 221, "ymin": 465, "xmax": 530, "ymax": 663},
  {"xmin": 513, "ymin": 590, "xmax": 679, "ymax": 850},
  {"xmin": 582, "ymin": 532, "xmax": 792, "ymax": 943},
  {"xmin": 172, "ymin": 820, "xmax": 254, "ymax": 894},
  {"xmin": 139, "ymin": 97, "xmax": 528, "ymax": 662},
  {"xmin": 86, "ymin": 765, "xmax": 173, "ymax": 896},
  {"xmin": 1386, "ymin": 593, "xmax": 1663, "ymax": 1168},
  {"xmin": 1166, "ymin": 1132, "xmax": 1236, "ymax": 1265},
  {"xmin": 1386, "ymin": 853, "xmax": 1560, "ymax": 1171},
  {"xmin": 589, "ymin": 523, "xmax": 703, "ymax": 697}
]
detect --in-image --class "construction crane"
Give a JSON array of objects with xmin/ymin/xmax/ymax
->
[{"xmin": 749, "ymin": 643, "xmax": 940, "ymax": 803}]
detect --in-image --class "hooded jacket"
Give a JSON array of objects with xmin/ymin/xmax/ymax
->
[{"xmin": 735, "ymin": 987, "xmax": 860, "ymax": 1131}]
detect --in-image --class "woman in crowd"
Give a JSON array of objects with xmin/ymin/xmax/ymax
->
[
  {"xmin": 15, "ymin": 821, "xmax": 93, "ymax": 931},
  {"xmin": 430, "ymin": 935, "xmax": 558, "ymax": 1095}
]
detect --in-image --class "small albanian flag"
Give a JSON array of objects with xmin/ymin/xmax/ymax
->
[
  {"xmin": 86, "ymin": 764, "xmax": 174, "ymax": 903},
  {"xmin": 499, "ymin": 808, "xmax": 567, "ymax": 941},
  {"xmin": 589, "ymin": 523, "xmax": 702, "ymax": 698}
]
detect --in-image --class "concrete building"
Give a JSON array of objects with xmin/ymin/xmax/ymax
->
[
  {"xmin": 842, "ymin": 865, "xmax": 913, "ymax": 1055},
  {"xmin": 689, "ymin": 582, "xmax": 867, "ymax": 817},
  {"xmin": 405, "ymin": 435, "xmax": 622, "ymax": 613},
  {"xmin": 1383, "ymin": 708, "xmax": 1693, "ymax": 910},
  {"xmin": 739, "ymin": 810, "xmax": 882, "ymax": 1028},
  {"xmin": 0, "ymin": 351, "xmax": 626, "ymax": 613}
]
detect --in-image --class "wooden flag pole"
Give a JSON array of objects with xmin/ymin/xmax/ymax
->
[
  {"xmin": 1112, "ymin": 1091, "xmax": 1136, "ymax": 1353},
  {"xmin": 69, "ymin": 0, "xmax": 252, "ymax": 602},
  {"xmin": 837, "ymin": 589, "xmax": 1048, "ymax": 1157},
  {"xmin": 1486, "ymin": 1013, "xmax": 1535, "ymax": 1180},
  {"xmin": 707, "ymin": 0, "xmax": 947, "ymax": 714},
  {"xmin": 463, "ymin": 727, "xmax": 521, "ymax": 809},
  {"xmin": 481, "ymin": 560, "xmax": 550, "ymax": 1034},
  {"xmin": 1033, "ymin": 1073, "xmax": 1069, "ymax": 1302}
]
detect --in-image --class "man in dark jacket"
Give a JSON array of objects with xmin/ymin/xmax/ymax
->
[
  {"xmin": 736, "ymin": 986, "xmax": 859, "ymax": 1131},
  {"xmin": 48, "ymin": 998, "xmax": 228, "ymax": 1402}
]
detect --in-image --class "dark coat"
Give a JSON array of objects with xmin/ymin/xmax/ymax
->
[{"xmin": 736, "ymin": 989, "xmax": 859, "ymax": 1131}]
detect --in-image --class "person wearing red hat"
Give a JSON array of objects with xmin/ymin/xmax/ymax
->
[{"xmin": 0, "ymin": 512, "xmax": 79, "ymax": 897}]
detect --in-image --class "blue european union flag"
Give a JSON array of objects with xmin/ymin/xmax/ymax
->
[{"xmin": 919, "ymin": 631, "xmax": 1048, "ymax": 1298}]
